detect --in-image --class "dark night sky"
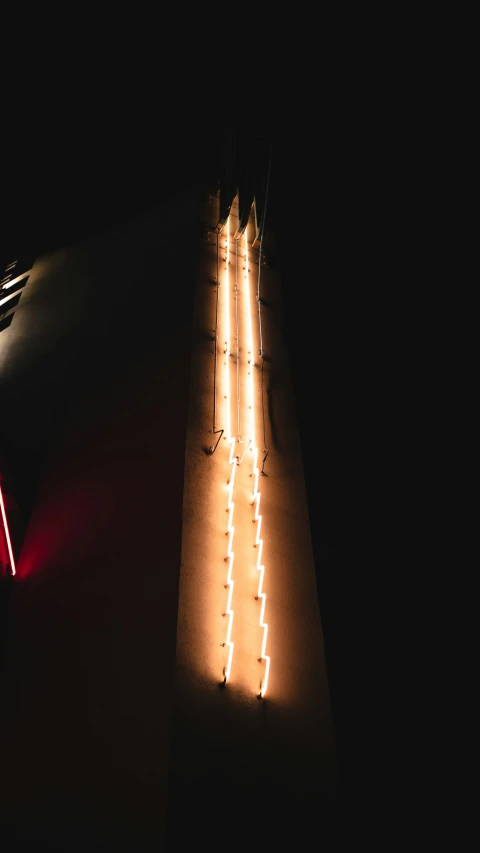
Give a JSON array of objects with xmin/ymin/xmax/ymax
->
[{"xmin": 2, "ymin": 85, "xmax": 416, "ymax": 826}]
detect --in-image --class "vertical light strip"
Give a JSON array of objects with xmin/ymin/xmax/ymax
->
[
  {"xmin": 222, "ymin": 215, "xmax": 236, "ymax": 683},
  {"xmin": 252, "ymin": 452, "xmax": 270, "ymax": 698},
  {"xmin": 0, "ymin": 483, "xmax": 16, "ymax": 576},
  {"xmin": 224, "ymin": 218, "xmax": 232, "ymax": 445},
  {"xmin": 1, "ymin": 270, "xmax": 31, "ymax": 290},
  {"xmin": 246, "ymin": 230, "xmax": 271, "ymax": 698},
  {"xmin": 245, "ymin": 231, "xmax": 255, "ymax": 454},
  {"xmin": 245, "ymin": 234, "xmax": 255, "ymax": 369},
  {"xmin": 223, "ymin": 452, "xmax": 236, "ymax": 682},
  {"xmin": 235, "ymin": 237, "xmax": 241, "ymax": 439}
]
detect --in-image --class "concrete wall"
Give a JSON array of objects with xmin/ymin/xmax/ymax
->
[
  {"xmin": 0, "ymin": 185, "xmax": 338, "ymax": 850},
  {"xmin": 0, "ymin": 189, "xmax": 202, "ymax": 851},
  {"xmin": 166, "ymin": 194, "xmax": 338, "ymax": 848}
]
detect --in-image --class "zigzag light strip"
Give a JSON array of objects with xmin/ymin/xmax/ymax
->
[
  {"xmin": 246, "ymin": 230, "xmax": 270, "ymax": 698},
  {"xmin": 252, "ymin": 449, "xmax": 270, "ymax": 697}
]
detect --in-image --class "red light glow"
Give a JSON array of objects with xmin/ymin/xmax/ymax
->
[{"xmin": 0, "ymin": 483, "xmax": 16, "ymax": 576}]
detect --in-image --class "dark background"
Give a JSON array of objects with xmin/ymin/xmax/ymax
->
[{"xmin": 2, "ymin": 84, "xmax": 413, "ymax": 833}]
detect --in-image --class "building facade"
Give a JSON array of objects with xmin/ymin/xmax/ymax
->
[{"xmin": 0, "ymin": 180, "xmax": 338, "ymax": 850}]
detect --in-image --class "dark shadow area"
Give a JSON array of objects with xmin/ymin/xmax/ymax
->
[
  {"xmin": 0, "ymin": 256, "xmax": 35, "ymax": 278},
  {"xmin": 0, "ymin": 293, "xmax": 22, "ymax": 316},
  {"xmin": 166, "ymin": 778, "xmax": 341, "ymax": 850},
  {"xmin": 0, "ymin": 314, "xmax": 14, "ymax": 333},
  {"xmin": 0, "ymin": 276, "xmax": 29, "ymax": 299},
  {"xmin": 0, "ymin": 575, "xmax": 13, "ymax": 668}
]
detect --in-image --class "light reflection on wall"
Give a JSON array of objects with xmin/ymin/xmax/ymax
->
[
  {"xmin": 0, "ymin": 482, "xmax": 16, "ymax": 576},
  {"xmin": 213, "ymin": 202, "xmax": 271, "ymax": 697},
  {"xmin": 221, "ymin": 215, "xmax": 236, "ymax": 683},
  {"xmin": 244, "ymin": 230, "xmax": 270, "ymax": 698}
]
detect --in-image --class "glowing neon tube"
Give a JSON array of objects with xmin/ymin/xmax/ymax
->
[
  {"xmin": 245, "ymin": 232, "xmax": 255, "ymax": 370},
  {"xmin": 246, "ymin": 230, "xmax": 271, "ymax": 698},
  {"xmin": 252, "ymin": 477, "xmax": 270, "ymax": 697},
  {"xmin": 221, "ymin": 216, "xmax": 237, "ymax": 684},
  {"xmin": 0, "ymin": 291, "xmax": 19, "ymax": 308},
  {"xmin": 0, "ymin": 483, "xmax": 16, "ymax": 576},
  {"xmin": 224, "ymin": 220, "xmax": 232, "ymax": 443},
  {"xmin": 245, "ymin": 231, "xmax": 256, "ymax": 462},
  {"xmin": 253, "ymin": 483, "xmax": 270, "ymax": 696},
  {"xmin": 223, "ymin": 455, "xmax": 236, "ymax": 683},
  {"xmin": 1, "ymin": 270, "xmax": 30, "ymax": 290}
]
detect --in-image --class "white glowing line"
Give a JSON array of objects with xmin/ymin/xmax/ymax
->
[
  {"xmin": 227, "ymin": 453, "xmax": 236, "ymax": 525},
  {"xmin": 245, "ymin": 231, "xmax": 256, "ymax": 462},
  {"xmin": 224, "ymin": 221, "xmax": 232, "ymax": 443},
  {"xmin": 246, "ymin": 232, "xmax": 270, "ymax": 698},
  {"xmin": 245, "ymin": 233, "xmax": 255, "ymax": 369},
  {"xmin": 0, "ymin": 484, "xmax": 16, "ymax": 576},
  {"xmin": 5, "ymin": 261, "xmax": 17, "ymax": 271},
  {"xmin": 223, "ymin": 445, "xmax": 236, "ymax": 682},
  {"xmin": 1, "ymin": 269, "xmax": 31, "ymax": 290},
  {"xmin": 253, "ymin": 486, "xmax": 270, "ymax": 697},
  {"xmin": 0, "ymin": 291, "xmax": 19, "ymax": 309},
  {"xmin": 221, "ymin": 216, "xmax": 236, "ymax": 684}
]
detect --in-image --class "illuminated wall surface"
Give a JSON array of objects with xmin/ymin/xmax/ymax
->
[
  {"xmin": 0, "ymin": 482, "xmax": 17, "ymax": 576},
  {"xmin": 168, "ymin": 192, "xmax": 338, "ymax": 845},
  {"xmin": 0, "ymin": 188, "xmax": 337, "ymax": 850}
]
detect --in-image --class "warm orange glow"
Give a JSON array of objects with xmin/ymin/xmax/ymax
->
[
  {"xmin": 245, "ymin": 233, "xmax": 255, "ymax": 372},
  {"xmin": 244, "ymin": 231, "xmax": 270, "ymax": 698},
  {"xmin": 0, "ymin": 483, "xmax": 16, "ymax": 576},
  {"xmin": 223, "ymin": 450, "xmax": 236, "ymax": 683},
  {"xmin": 252, "ymin": 450, "xmax": 270, "ymax": 697},
  {"xmin": 221, "ymin": 216, "xmax": 237, "ymax": 684},
  {"xmin": 212, "ymin": 205, "xmax": 271, "ymax": 696},
  {"xmin": 224, "ymin": 224, "xmax": 231, "ymax": 442}
]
